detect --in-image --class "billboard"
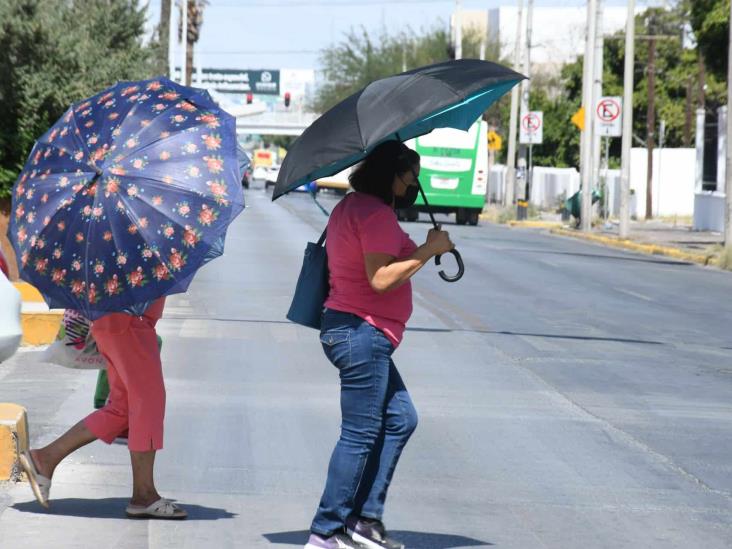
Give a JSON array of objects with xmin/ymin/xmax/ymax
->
[{"xmin": 174, "ymin": 68, "xmax": 281, "ymax": 95}]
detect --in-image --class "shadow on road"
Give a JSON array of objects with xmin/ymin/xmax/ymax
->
[
  {"xmin": 160, "ymin": 316, "xmax": 666, "ymax": 347},
  {"xmin": 510, "ymin": 249, "xmax": 694, "ymax": 266},
  {"xmin": 262, "ymin": 530, "xmax": 493, "ymax": 548},
  {"xmin": 407, "ymin": 327, "xmax": 665, "ymax": 346},
  {"xmin": 12, "ymin": 497, "xmax": 237, "ymax": 520}
]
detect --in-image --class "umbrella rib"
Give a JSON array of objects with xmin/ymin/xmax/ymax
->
[
  {"xmin": 103, "ymin": 190, "xmax": 178, "ymax": 308},
  {"xmin": 32, "ymin": 141, "xmax": 86, "ymax": 166},
  {"xmin": 110, "ymin": 97, "xmax": 232, "ymax": 167},
  {"xmin": 111, "ymin": 190, "xmax": 204, "ymax": 298},
  {"xmin": 114, "ymin": 172, "xmax": 201, "ymax": 197},
  {"xmin": 68, "ymin": 105, "xmax": 95, "ymax": 168}
]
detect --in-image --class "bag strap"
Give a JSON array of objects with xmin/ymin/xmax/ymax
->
[{"xmin": 316, "ymin": 228, "xmax": 327, "ymax": 247}]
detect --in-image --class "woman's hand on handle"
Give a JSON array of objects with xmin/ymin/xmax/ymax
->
[
  {"xmin": 425, "ymin": 225, "xmax": 454, "ymax": 257},
  {"xmin": 364, "ymin": 226, "xmax": 455, "ymax": 294}
]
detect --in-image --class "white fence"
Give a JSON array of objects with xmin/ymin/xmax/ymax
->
[
  {"xmin": 487, "ymin": 165, "xmax": 581, "ymax": 210},
  {"xmin": 488, "ymin": 147, "xmax": 696, "ymax": 219}
]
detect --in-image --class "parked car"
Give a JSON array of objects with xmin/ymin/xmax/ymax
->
[
  {"xmin": 0, "ymin": 247, "xmax": 22, "ymax": 363},
  {"xmin": 264, "ymin": 164, "xmax": 281, "ymax": 190},
  {"xmin": 252, "ymin": 165, "xmax": 269, "ymax": 181},
  {"xmin": 316, "ymin": 167, "xmax": 351, "ymax": 194}
]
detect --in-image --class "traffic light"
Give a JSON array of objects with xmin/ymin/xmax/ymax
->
[
  {"xmin": 284, "ymin": 92, "xmax": 291, "ymax": 108},
  {"xmin": 246, "ymin": 92, "xmax": 253, "ymax": 105}
]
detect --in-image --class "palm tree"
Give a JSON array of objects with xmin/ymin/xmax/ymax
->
[
  {"xmin": 185, "ymin": 0, "xmax": 207, "ymax": 86},
  {"xmin": 160, "ymin": 0, "xmax": 172, "ymax": 76}
]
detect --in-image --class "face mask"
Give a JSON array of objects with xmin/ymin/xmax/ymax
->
[{"xmin": 394, "ymin": 182, "xmax": 419, "ymax": 209}]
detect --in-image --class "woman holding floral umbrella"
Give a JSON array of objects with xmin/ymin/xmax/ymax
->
[{"xmin": 11, "ymin": 77, "xmax": 245, "ymax": 518}]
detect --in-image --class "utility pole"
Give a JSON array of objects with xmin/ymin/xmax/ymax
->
[
  {"xmin": 479, "ymin": 5, "xmax": 487, "ymax": 61},
  {"xmin": 646, "ymin": 33, "xmax": 656, "ymax": 220},
  {"xmin": 619, "ymin": 0, "xmax": 634, "ymax": 239},
  {"xmin": 179, "ymin": 0, "xmax": 188, "ymax": 84},
  {"xmin": 684, "ymin": 78, "xmax": 693, "ymax": 147},
  {"xmin": 167, "ymin": 0, "xmax": 176, "ymax": 80},
  {"xmin": 592, "ymin": 0, "xmax": 604, "ymax": 205},
  {"xmin": 160, "ymin": 0, "xmax": 172, "ymax": 76},
  {"xmin": 454, "ymin": 0, "xmax": 463, "ymax": 60},
  {"xmin": 725, "ymin": 0, "xmax": 732, "ymax": 247},
  {"xmin": 504, "ymin": 0, "xmax": 523, "ymax": 207},
  {"xmin": 519, "ymin": 0, "xmax": 534, "ymax": 200},
  {"xmin": 580, "ymin": 0, "xmax": 598, "ymax": 231}
]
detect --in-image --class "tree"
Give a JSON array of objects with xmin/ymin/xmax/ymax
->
[
  {"xmin": 313, "ymin": 23, "xmax": 501, "ymax": 113},
  {"xmin": 0, "ymin": 0, "xmax": 156, "ymax": 198},
  {"xmin": 185, "ymin": 0, "xmax": 207, "ymax": 86},
  {"xmin": 529, "ymin": 4, "xmax": 712, "ymax": 170},
  {"xmin": 689, "ymin": 0, "xmax": 729, "ymax": 79},
  {"xmin": 160, "ymin": 0, "xmax": 172, "ymax": 75}
]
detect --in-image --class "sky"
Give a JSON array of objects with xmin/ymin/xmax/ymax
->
[{"xmin": 144, "ymin": 0, "xmax": 656, "ymax": 72}]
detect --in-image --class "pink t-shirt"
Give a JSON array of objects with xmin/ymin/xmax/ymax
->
[{"xmin": 324, "ymin": 192, "xmax": 418, "ymax": 348}]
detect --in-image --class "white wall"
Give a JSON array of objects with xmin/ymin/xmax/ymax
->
[
  {"xmin": 630, "ymin": 148, "xmax": 696, "ymax": 218},
  {"xmin": 530, "ymin": 167, "xmax": 580, "ymax": 209},
  {"xmin": 488, "ymin": 165, "xmax": 580, "ymax": 209},
  {"xmin": 489, "ymin": 148, "xmax": 695, "ymax": 220}
]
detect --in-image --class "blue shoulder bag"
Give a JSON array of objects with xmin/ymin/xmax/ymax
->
[{"xmin": 286, "ymin": 228, "xmax": 329, "ymax": 330}]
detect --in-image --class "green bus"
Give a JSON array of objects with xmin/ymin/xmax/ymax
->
[{"xmin": 400, "ymin": 119, "xmax": 488, "ymax": 226}]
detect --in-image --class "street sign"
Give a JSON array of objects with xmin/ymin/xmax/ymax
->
[
  {"xmin": 519, "ymin": 111, "xmax": 543, "ymax": 144},
  {"xmin": 190, "ymin": 68, "xmax": 281, "ymax": 95},
  {"xmin": 571, "ymin": 106, "xmax": 585, "ymax": 131},
  {"xmin": 595, "ymin": 96, "xmax": 622, "ymax": 137},
  {"xmin": 487, "ymin": 130, "xmax": 502, "ymax": 151}
]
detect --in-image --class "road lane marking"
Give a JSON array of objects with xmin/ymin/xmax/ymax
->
[{"xmin": 615, "ymin": 288, "xmax": 653, "ymax": 302}]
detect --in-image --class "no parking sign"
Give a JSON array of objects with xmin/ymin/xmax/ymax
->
[
  {"xmin": 595, "ymin": 97, "xmax": 622, "ymax": 137},
  {"xmin": 519, "ymin": 111, "xmax": 543, "ymax": 144}
]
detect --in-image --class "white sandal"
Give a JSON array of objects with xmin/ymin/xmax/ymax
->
[
  {"xmin": 19, "ymin": 450, "xmax": 51, "ymax": 509},
  {"xmin": 126, "ymin": 498, "xmax": 187, "ymax": 520}
]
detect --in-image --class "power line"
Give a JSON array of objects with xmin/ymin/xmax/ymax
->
[
  {"xmin": 197, "ymin": 49, "xmax": 320, "ymax": 54},
  {"xmin": 212, "ymin": 0, "xmax": 453, "ymax": 7}
]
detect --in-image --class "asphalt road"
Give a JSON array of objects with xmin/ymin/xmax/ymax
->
[{"xmin": 1, "ymin": 181, "xmax": 731, "ymax": 549}]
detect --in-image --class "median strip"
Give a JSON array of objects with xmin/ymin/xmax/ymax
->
[
  {"xmin": 13, "ymin": 282, "xmax": 63, "ymax": 346},
  {"xmin": 0, "ymin": 403, "xmax": 29, "ymax": 482}
]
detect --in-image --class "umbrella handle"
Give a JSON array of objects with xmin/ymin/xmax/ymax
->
[
  {"xmin": 435, "ymin": 248, "xmax": 464, "ymax": 282},
  {"xmin": 409, "ymin": 169, "xmax": 465, "ymax": 283}
]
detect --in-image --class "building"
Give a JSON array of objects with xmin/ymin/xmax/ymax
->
[{"xmin": 453, "ymin": 6, "xmax": 631, "ymax": 78}]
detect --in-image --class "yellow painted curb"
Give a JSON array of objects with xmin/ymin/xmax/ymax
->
[
  {"xmin": 12, "ymin": 282, "xmax": 44, "ymax": 302},
  {"xmin": 0, "ymin": 403, "xmax": 29, "ymax": 481},
  {"xmin": 20, "ymin": 312, "xmax": 63, "ymax": 346},
  {"xmin": 508, "ymin": 220, "xmax": 564, "ymax": 229},
  {"xmin": 549, "ymin": 228, "xmax": 718, "ymax": 266},
  {"xmin": 11, "ymin": 282, "xmax": 63, "ymax": 345}
]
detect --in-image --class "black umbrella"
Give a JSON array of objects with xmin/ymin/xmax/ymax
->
[{"xmin": 273, "ymin": 59, "xmax": 525, "ymax": 281}]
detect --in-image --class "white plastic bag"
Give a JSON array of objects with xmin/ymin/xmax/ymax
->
[{"xmin": 38, "ymin": 310, "xmax": 106, "ymax": 370}]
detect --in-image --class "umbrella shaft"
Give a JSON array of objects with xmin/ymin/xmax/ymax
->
[{"xmin": 411, "ymin": 167, "xmax": 438, "ymax": 230}]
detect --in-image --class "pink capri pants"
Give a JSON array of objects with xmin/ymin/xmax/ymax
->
[{"xmin": 84, "ymin": 298, "xmax": 166, "ymax": 452}]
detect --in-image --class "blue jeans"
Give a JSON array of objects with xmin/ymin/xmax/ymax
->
[{"xmin": 311, "ymin": 309, "xmax": 418, "ymax": 536}]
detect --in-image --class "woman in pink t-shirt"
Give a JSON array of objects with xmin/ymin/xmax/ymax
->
[{"xmin": 305, "ymin": 141, "xmax": 453, "ymax": 549}]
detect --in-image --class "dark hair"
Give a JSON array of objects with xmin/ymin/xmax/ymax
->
[{"xmin": 348, "ymin": 141, "xmax": 420, "ymax": 205}]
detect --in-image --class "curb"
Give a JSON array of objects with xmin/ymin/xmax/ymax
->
[
  {"xmin": 477, "ymin": 214, "xmax": 565, "ymax": 229},
  {"xmin": 13, "ymin": 282, "xmax": 63, "ymax": 346},
  {"xmin": 548, "ymin": 228, "xmax": 718, "ymax": 266},
  {"xmin": 0, "ymin": 403, "xmax": 29, "ymax": 482},
  {"xmin": 507, "ymin": 220, "xmax": 564, "ymax": 229}
]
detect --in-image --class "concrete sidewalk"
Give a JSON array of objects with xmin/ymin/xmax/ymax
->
[
  {"xmin": 549, "ymin": 219, "xmax": 722, "ymax": 267},
  {"xmin": 496, "ymin": 214, "xmax": 724, "ymax": 267}
]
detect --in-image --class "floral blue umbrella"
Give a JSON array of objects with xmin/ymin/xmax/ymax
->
[{"xmin": 8, "ymin": 77, "xmax": 245, "ymax": 318}]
